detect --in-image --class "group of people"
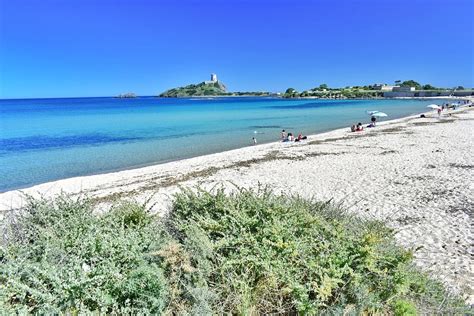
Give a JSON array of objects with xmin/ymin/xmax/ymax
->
[
  {"xmin": 251, "ymin": 129, "xmax": 308, "ymax": 145},
  {"xmin": 281, "ymin": 129, "xmax": 307, "ymax": 142},
  {"xmin": 350, "ymin": 122, "xmax": 364, "ymax": 132},
  {"xmin": 252, "ymin": 99, "xmax": 471, "ymax": 146},
  {"xmin": 350, "ymin": 116, "xmax": 377, "ymax": 132},
  {"xmin": 437, "ymin": 103, "xmax": 460, "ymax": 117}
]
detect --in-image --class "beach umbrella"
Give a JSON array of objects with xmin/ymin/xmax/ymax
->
[
  {"xmin": 367, "ymin": 110, "xmax": 380, "ymax": 115},
  {"xmin": 371, "ymin": 112, "xmax": 388, "ymax": 117},
  {"xmin": 426, "ymin": 104, "xmax": 440, "ymax": 109}
]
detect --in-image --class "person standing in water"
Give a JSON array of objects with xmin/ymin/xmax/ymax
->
[{"xmin": 252, "ymin": 137, "xmax": 257, "ymax": 145}]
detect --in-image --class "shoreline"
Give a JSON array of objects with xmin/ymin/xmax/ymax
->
[
  {"xmin": 1, "ymin": 104, "xmax": 473, "ymax": 302},
  {"xmin": 284, "ymin": 96, "xmax": 472, "ymax": 101},
  {"xmin": 2, "ymin": 94, "xmax": 470, "ymax": 101},
  {"xmin": 1, "ymin": 96, "xmax": 468, "ymax": 194},
  {"xmin": 0, "ymin": 103, "xmax": 471, "ymax": 205},
  {"xmin": 0, "ymin": 97, "xmax": 456, "ymax": 194},
  {"xmin": 0, "ymin": 107, "xmax": 446, "ymax": 203}
]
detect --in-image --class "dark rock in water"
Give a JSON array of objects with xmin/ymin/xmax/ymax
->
[{"xmin": 116, "ymin": 93, "xmax": 137, "ymax": 98}]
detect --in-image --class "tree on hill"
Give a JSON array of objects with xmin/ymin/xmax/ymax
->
[
  {"xmin": 319, "ymin": 84, "xmax": 328, "ymax": 90},
  {"xmin": 422, "ymin": 84, "xmax": 437, "ymax": 90},
  {"xmin": 283, "ymin": 88, "xmax": 299, "ymax": 98},
  {"xmin": 400, "ymin": 80, "xmax": 421, "ymax": 90}
]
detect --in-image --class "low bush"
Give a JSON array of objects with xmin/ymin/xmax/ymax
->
[
  {"xmin": 0, "ymin": 189, "xmax": 468, "ymax": 314},
  {"xmin": 168, "ymin": 188, "xmax": 467, "ymax": 314},
  {"xmin": 393, "ymin": 299, "xmax": 417, "ymax": 316},
  {"xmin": 0, "ymin": 197, "xmax": 169, "ymax": 314}
]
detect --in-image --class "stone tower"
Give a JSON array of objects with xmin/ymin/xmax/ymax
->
[{"xmin": 210, "ymin": 73, "xmax": 217, "ymax": 82}]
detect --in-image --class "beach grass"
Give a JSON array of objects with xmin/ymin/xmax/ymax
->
[{"xmin": 0, "ymin": 189, "xmax": 468, "ymax": 314}]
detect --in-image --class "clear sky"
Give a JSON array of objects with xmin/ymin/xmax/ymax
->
[{"xmin": 0, "ymin": 0, "xmax": 473, "ymax": 98}]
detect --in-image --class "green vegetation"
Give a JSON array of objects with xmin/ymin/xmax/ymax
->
[
  {"xmin": 283, "ymin": 86, "xmax": 383, "ymax": 99},
  {"xmin": 0, "ymin": 197, "xmax": 169, "ymax": 314},
  {"xmin": 283, "ymin": 87, "xmax": 299, "ymax": 98},
  {"xmin": 231, "ymin": 91, "xmax": 271, "ymax": 96},
  {"xmin": 422, "ymin": 84, "xmax": 437, "ymax": 90},
  {"xmin": 339, "ymin": 89, "xmax": 383, "ymax": 99},
  {"xmin": 393, "ymin": 299, "xmax": 417, "ymax": 316},
  {"xmin": 0, "ymin": 189, "xmax": 468, "ymax": 314},
  {"xmin": 282, "ymin": 80, "xmax": 473, "ymax": 98},
  {"xmin": 400, "ymin": 80, "xmax": 421, "ymax": 90},
  {"xmin": 159, "ymin": 81, "xmax": 272, "ymax": 98},
  {"xmin": 159, "ymin": 81, "xmax": 228, "ymax": 97}
]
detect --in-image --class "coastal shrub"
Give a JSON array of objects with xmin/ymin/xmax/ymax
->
[
  {"xmin": 393, "ymin": 299, "xmax": 417, "ymax": 316},
  {"xmin": 0, "ymin": 189, "xmax": 468, "ymax": 314},
  {"xmin": 0, "ymin": 196, "xmax": 170, "ymax": 314},
  {"xmin": 167, "ymin": 188, "xmax": 468, "ymax": 314}
]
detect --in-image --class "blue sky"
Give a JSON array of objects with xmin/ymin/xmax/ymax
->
[{"xmin": 0, "ymin": 0, "xmax": 473, "ymax": 98}]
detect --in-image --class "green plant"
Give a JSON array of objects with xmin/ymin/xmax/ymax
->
[
  {"xmin": 400, "ymin": 80, "xmax": 421, "ymax": 90},
  {"xmin": 393, "ymin": 299, "xmax": 417, "ymax": 315},
  {"xmin": 0, "ymin": 189, "xmax": 468, "ymax": 314},
  {"xmin": 0, "ymin": 196, "xmax": 169, "ymax": 314},
  {"xmin": 167, "ymin": 188, "xmax": 467, "ymax": 314}
]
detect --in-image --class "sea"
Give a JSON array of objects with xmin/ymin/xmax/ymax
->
[{"xmin": 0, "ymin": 97, "xmax": 449, "ymax": 192}]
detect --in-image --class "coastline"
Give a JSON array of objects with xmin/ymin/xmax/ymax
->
[
  {"xmin": 0, "ymin": 96, "xmax": 469, "ymax": 193},
  {"xmin": 282, "ymin": 95, "xmax": 471, "ymax": 100},
  {"xmin": 1, "ymin": 99, "xmax": 470, "ymax": 203},
  {"xmin": 0, "ymin": 106, "xmax": 453, "ymax": 209},
  {"xmin": 1, "ymin": 104, "xmax": 473, "ymax": 302}
]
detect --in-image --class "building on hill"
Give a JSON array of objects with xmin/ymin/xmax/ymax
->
[
  {"xmin": 373, "ymin": 84, "xmax": 397, "ymax": 91},
  {"xmin": 373, "ymin": 84, "xmax": 415, "ymax": 93},
  {"xmin": 205, "ymin": 73, "xmax": 218, "ymax": 84},
  {"xmin": 392, "ymin": 86, "xmax": 415, "ymax": 92},
  {"xmin": 159, "ymin": 73, "xmax": 227, "ymax": 97}
]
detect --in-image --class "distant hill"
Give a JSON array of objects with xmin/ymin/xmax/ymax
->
[{"xmin": 159, "ymin": 81, "xmax": 228, "ymax": 97}]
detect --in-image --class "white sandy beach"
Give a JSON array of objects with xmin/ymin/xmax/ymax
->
[{"xmin": 1, "ymin": 105, "xmax": 473, "ymax": 302}]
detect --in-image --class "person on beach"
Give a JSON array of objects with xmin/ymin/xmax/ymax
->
[
  {"xmin": 356, "ymin": 122, "xmax": 363, "ymax": 131},
  {"xmin": 252, "ymin": 137, "xmax": 257, "ymax": 145},
  {"xmin": 437, "ymin": 108, "xmax": 442, "ymax": 118},
  {"xmin": 351, "ymin": 124, "xmax": 356, "ymax": 132},
  {"xmin": 295, "ymin": 133, "xmax": 302, "ymax": 142},
  {"xmin": 371, "ymin": 116, "xmax": 377, "ymax": 127},
  {"xmin": 281, "ymin": 129, "xmax": 287, "ymax": 140}
]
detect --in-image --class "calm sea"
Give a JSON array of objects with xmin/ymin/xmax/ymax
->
[{"xmin": 0, "ymin": 97, "xmax": 447, "ymax": 191}]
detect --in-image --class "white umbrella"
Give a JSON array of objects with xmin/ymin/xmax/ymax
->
[
  {"xmin": 367, "ymin": 110, "xmax": 380, "ymax": 115},
  {"xmin": 426, "ymin": 104, "xmax": 440, "ymax": 109},
  {"xmin": 371, "ymin": 112, "xmax": 388, "ymax": 117}
]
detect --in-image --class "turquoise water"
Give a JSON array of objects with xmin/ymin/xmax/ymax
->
[{"xmin": 0, "ymin": 97, "xmax": 446, "ymax": 191}]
